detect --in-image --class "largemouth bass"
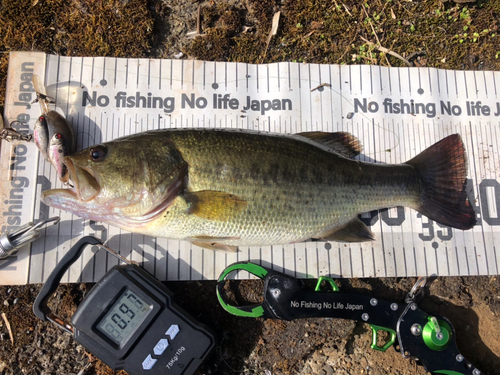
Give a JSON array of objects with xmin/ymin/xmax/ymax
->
[{"xmin": 42, "ymin": 129, "xmax": 476, "ymax": 251}]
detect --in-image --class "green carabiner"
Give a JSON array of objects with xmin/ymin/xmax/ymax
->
[{"xmin": 217, "ymin": 262, "xmax": 269, "ymax": 318}]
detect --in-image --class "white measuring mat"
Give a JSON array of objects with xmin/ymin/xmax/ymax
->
[{"xmin": 1, "ymin": 51, "xmax": 499, "ymax": 284}]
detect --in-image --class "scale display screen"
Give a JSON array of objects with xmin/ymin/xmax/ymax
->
[{"xmin": 96, "ymin": 288, "xmax": 152, "ymax": 345}]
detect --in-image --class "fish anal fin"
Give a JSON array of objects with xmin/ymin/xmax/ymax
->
[
  {"xmin": 185, "ymin": 190, "xmax": 248, "ymax": 221},
  {"xmin": 297, "ymin": 131, "xmax": 363, "ymax": 158},
  {"xmin": 191, "ymin": 237, "xmax": 239, "ymax": 252},
  {"xmin": 317, "ymin": 218, "xmax": 374, "ymax": 242}
]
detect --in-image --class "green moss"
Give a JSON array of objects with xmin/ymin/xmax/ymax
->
[
  {"xmin": 187, "ymin": 29, "xmax": 233, "ymax": 61},
  {"xmin": 0, "ymin": 0, "xmax": 154, "ymax": 109},
  {"xmin": 53, "ymin": 0, "xmax": 154, "ymax": 57},
  {"xmin": 230, "ymin": 33, "xmax": 266, "ymax": 63}
]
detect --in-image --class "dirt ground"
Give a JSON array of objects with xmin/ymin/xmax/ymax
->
[{"xmin": 0, "ymin": 0, "xmax": 500, "ymax": 374}]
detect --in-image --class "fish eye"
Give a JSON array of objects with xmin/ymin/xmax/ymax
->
[
  {"xmin": 38, "ymin": 116, "xmax": 46, "ymax": 124},
  {"xmin": 89, "ymin": 145, "xmax": 107, "ymax": 162}
]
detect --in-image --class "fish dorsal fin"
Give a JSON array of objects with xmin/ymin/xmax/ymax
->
[
  {"xmin": 297, "ymin": 131, "xmax": 362, "ymax": 158},
  {"xmin": 184, "ymin": 190, "xmax": 248, "ymax": 221},
  {"xmin": 317, "ymin": 217, "xmax": 374, "ymax": 242}
]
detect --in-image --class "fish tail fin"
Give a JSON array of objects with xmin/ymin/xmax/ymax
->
[{"xmin": 406, "ymin": 134, "xmax": 476, "ymax": 230}]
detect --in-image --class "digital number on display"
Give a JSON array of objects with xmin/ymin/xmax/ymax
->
[{"xmin": 97, "ymin": 289, "xmax": 152, "ymax": 345}]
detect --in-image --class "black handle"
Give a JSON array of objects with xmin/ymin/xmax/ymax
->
[{"xmin": 33, "ymin": 236, "xmax": 102, "ymax": 321}]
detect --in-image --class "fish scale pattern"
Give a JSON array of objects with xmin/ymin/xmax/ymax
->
[{"xmin": 43, "ymin": 129, "xmax": 467, "ymax": 247}]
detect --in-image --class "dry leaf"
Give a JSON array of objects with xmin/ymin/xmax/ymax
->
[
  {"xmin": 270, "ymin": 11, "xmax": 280, "ymax": 36},
  {"xmin": 264, "ymin": 11, "xmax": 281, "ymax": 59}
]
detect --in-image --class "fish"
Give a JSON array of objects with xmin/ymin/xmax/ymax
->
[
  {"xmin": 49, "ymin": 132, "xmax": 71, "ymax": 184},
  {"xmin": 33, "ymin": 114, "xmax": 50, "ymax": 161},
  {"xmin": 41, "ymin": 129, "xmax": 476, "ymax": 252},
  {"xmin": 32, "ymin": 74, "xmax": 76, "ymax": 181},
  {"xmin": 34, "ymin": 112, "xmax": 76, "ymax": 182}
]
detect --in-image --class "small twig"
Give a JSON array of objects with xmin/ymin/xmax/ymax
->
[
  {"xmin": 263, "ymin": 11, "xmax": 280, "ymax": 61},
  {"xmin": 380, "ymin": 0, "xmax": 390, "ymax": 15},
  {"xmin": 76, "ymin": 361, "xmax": 93, "ymax": 375},
  {"xmin": 197, "ymin": 4, "xmax": 202, "ymax": 35},
  {"xmin": 302, "ymin": 30, "xmax": 315, "ymax": 39},
  {"xmin": 218, "ymin": 337, "xmax": 239, "ymax": 372},
  {"xmin": 360, "ymin": 36, "xmax": 411, "ymax": 66},
  {"xmin": 1, "ymin": 313, "xmax": 14, "ymax": 345},
  {"xmin": 311, "ymin": 83, "xmax": 331, "ymax": 92},
  {"xmin": 342, "ymin": 3, "xmax": 353, "ymax": 17},
  {"xmin": 361, "ymin": 5, "xmax": 391, "ymax": 67},
  {"xmin": 353, "ymin": 54, "xmax": 378, "ymax": 63},
  {"xmin": 361, "ymin": 6, "xmax": 381, "ymax": 46},
  {"xmin": 338, "ymin": 35, "xmax": 358, "ymax": 63}
]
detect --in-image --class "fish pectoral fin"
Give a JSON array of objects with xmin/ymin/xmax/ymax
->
[
  {"xmin": 317, "ymin": 218, "xmax": 374, "ymax": 242},
  {"xmin": 184, "ymin": 190, "xmax": 248, "ymax": 221},
  {"xmin": 135, "ymin": 163, "xmax": 187, "ymax": 219},
  {"xmin": 190, "ymin": 237, "xmax": 240, "ymax": 252},
  {"xmin": 297, "ymin": 131, "xmax": 362, "ymax": 159}
]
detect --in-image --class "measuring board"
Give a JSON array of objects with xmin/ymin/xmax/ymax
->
[{"xmin": 1, "ymin": 51, "xmax": 499, "ymax": 284}]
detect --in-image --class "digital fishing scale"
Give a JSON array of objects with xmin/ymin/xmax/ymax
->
[{"xmin": 33, "ymin": 236, "xmax": 215, "ymax": 375}]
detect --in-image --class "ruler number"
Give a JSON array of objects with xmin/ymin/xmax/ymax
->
[
  {"xmin": 479, "ymin": 179, "xmax": 500, "ymax": 226},
  {"xmin": 417, "ymin": 214, "xmax": 434, "ymax": 241},
  {"xmin": 417, "ymin": 214, "xmax": 453, "ymax": 242}
]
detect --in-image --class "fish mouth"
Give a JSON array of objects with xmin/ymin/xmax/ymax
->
[{"xmin": 63, "ymin": 157, "xmax": 101, "ymax": 202}]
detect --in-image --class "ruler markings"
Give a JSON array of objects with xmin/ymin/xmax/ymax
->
[{"xmin": 4, "ymin": 53, "xmax": 500, "ymax": 283}]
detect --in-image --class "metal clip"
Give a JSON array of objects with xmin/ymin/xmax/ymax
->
[
  {"xmin": 0, "ymin": 125, "xmax": 33, "ymax": 143},
  {"xmin": 31, "ymin": 92, "xmax": 56, "ymax": 105},
  {"xmin": 95, "ymin": 243, "xmax": 134, "ymax": 266},
  {"xmin": 0, "ymin": 217, "xmax": 60, "ymax": 259},
  {"xmin": 405, "ymin": 275, "xmax": 437, "ymax": 303},
  {"xmin": 47, "ymin": 312, "xmax": 74, "ymax": 335}
]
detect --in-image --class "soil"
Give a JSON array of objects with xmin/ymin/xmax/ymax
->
[{"xmin": 0, "ymin": 0, "xmax": 499, "ymax": 374}]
